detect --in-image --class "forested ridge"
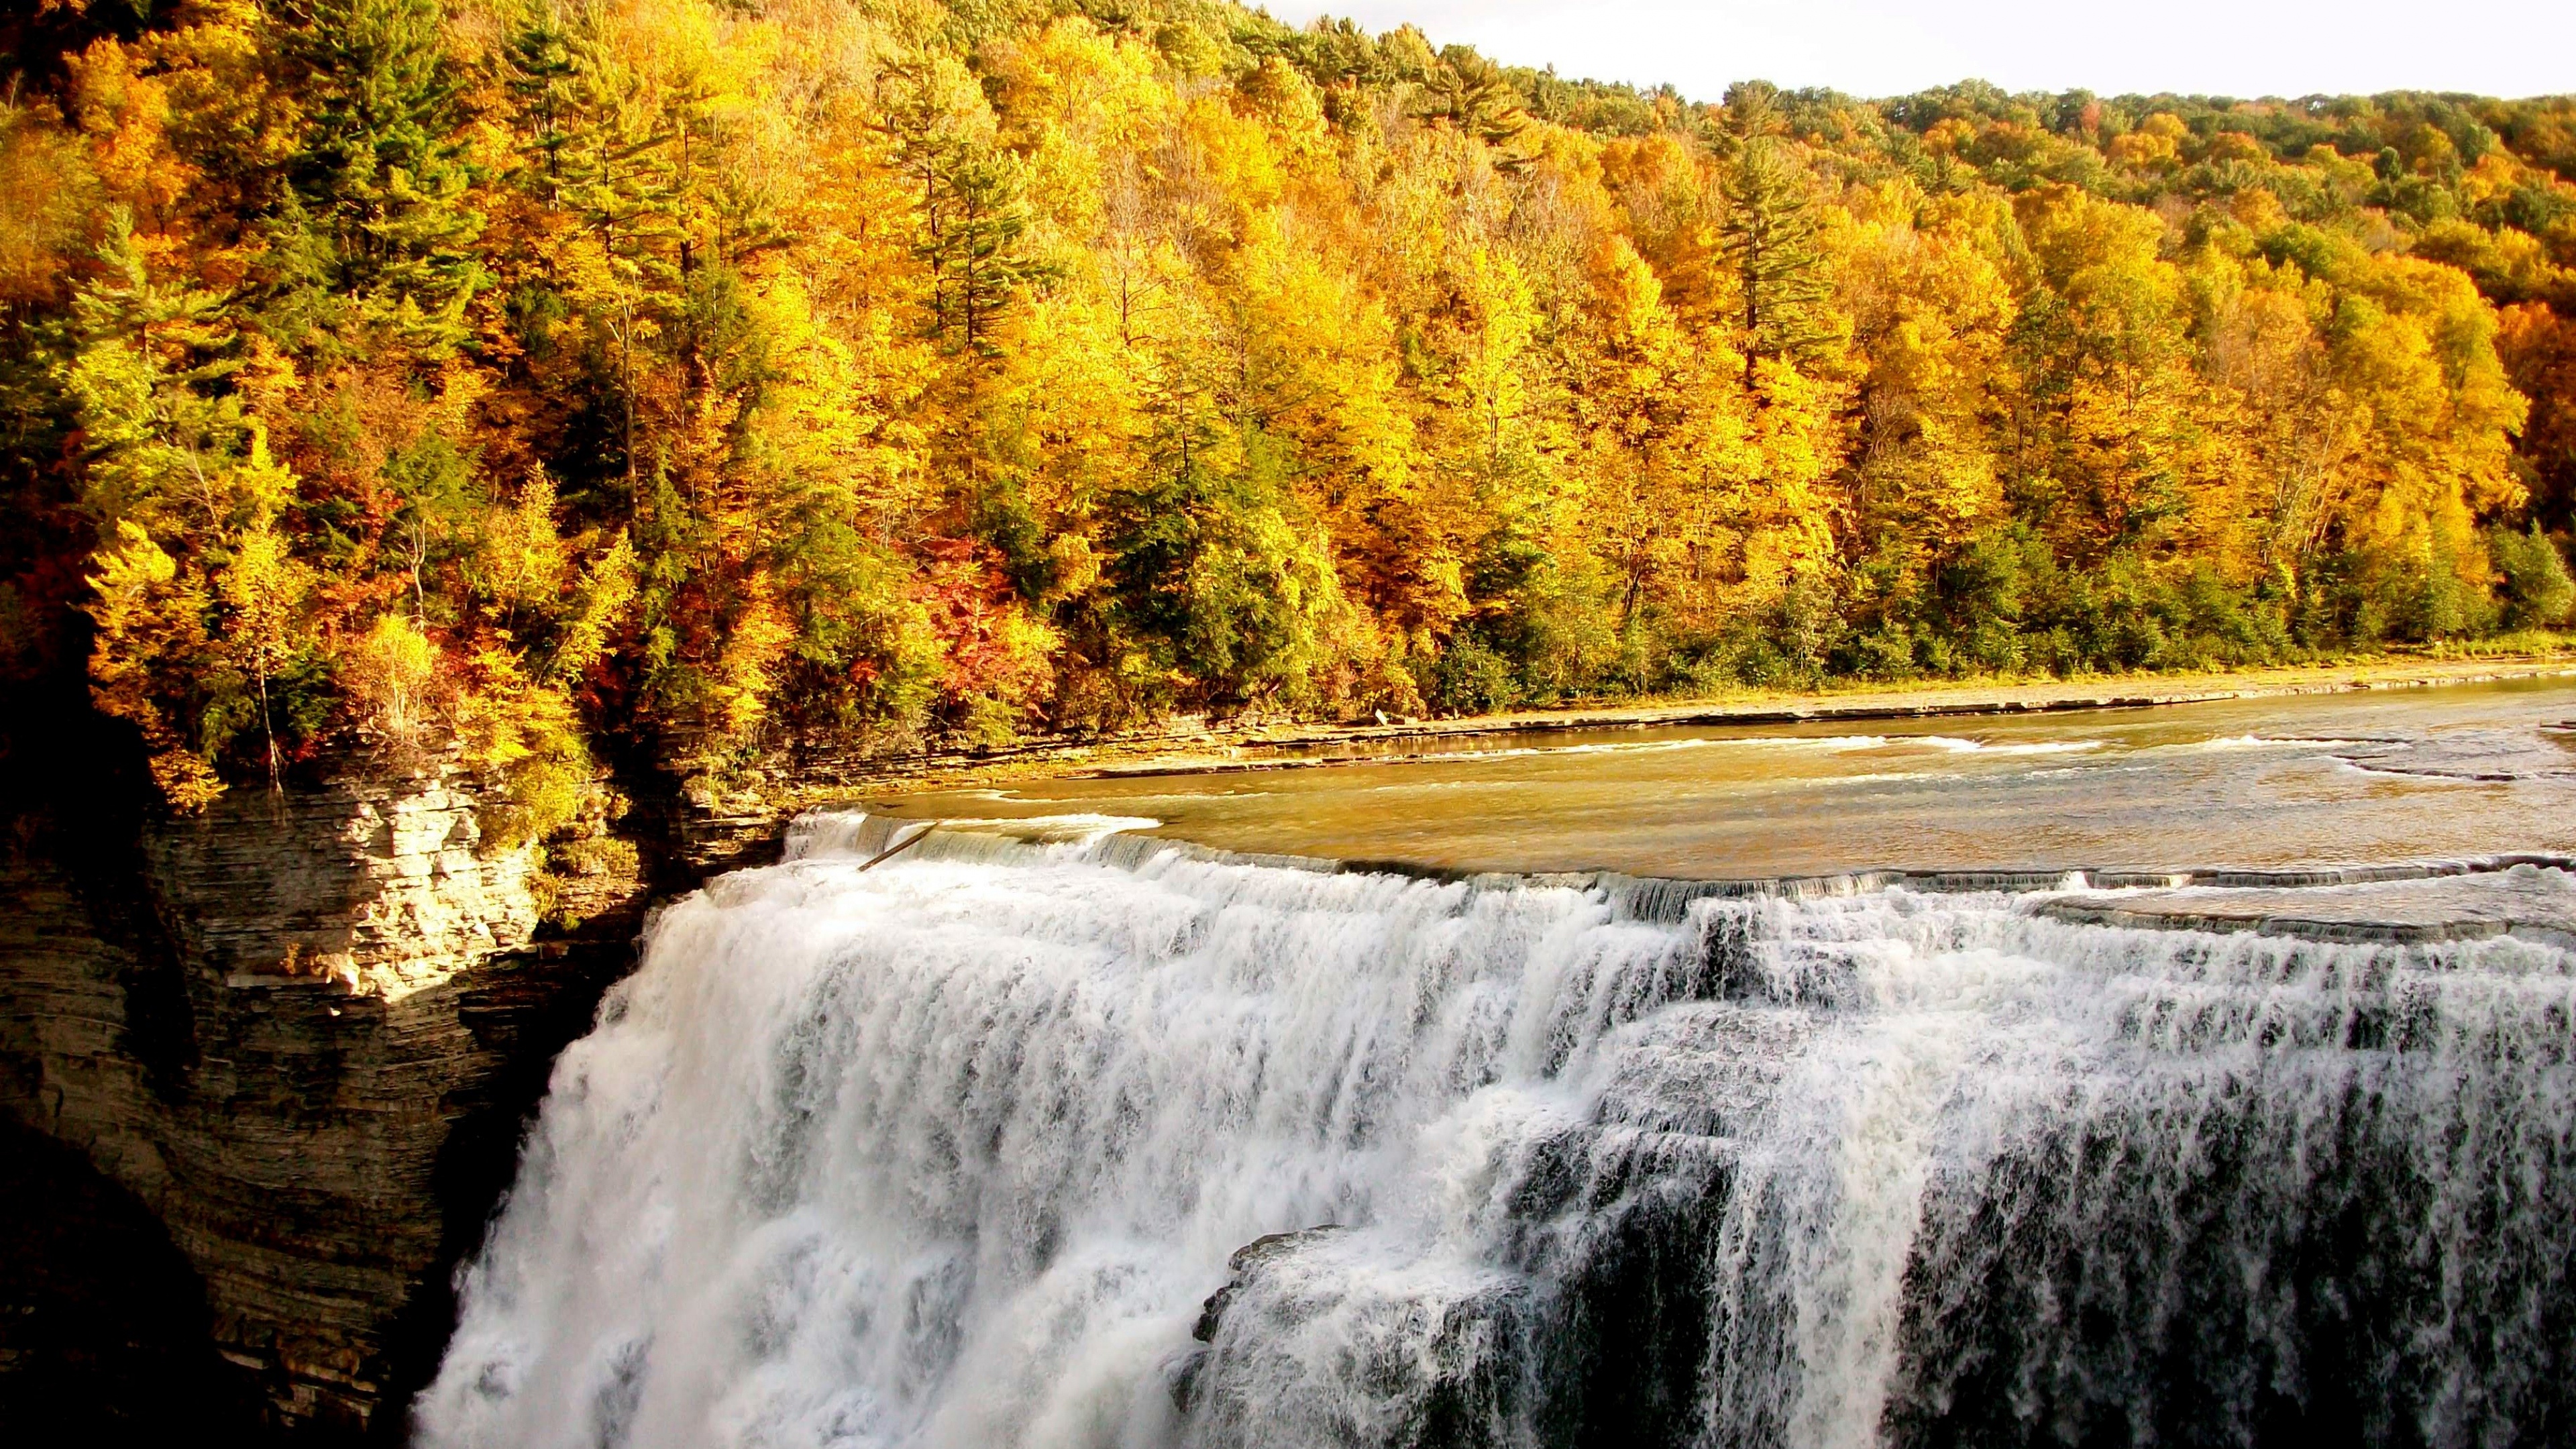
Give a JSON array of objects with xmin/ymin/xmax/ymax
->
[{"xmin": 7, "ymin": 0, "xmax": 2576, "ymax": 845}]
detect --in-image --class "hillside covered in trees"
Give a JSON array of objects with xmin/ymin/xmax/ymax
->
[{"xmin": 7, "ymin": 0, "xmax": 2576, "ymax": 841}]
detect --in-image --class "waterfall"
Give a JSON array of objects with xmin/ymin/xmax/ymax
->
[{"xmin": 416, "ymin": 816, "xmax": 2576, "ymax": 1449}]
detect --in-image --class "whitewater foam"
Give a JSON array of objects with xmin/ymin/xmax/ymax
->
[
  {"xmin": 1902, "ymin": 736, "xmax": 2104, "ymax": 756},
  {"xmin": 2180, "ymin": 734, "xmax": 2375, "ymax": 752}
]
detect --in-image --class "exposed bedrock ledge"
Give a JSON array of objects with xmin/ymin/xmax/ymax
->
[
  {"xmin": 2040, "ymin": 863, "xmax": 2576, "ymax": 945},
  {"xmin": 143, "ymin": 773, "xmax": 537, "ymax": 997},
  {"xmin": 0, "ymin": 767, "xmax": 737, "ymax": 1441}
]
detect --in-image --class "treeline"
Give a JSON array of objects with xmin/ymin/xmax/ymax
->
[{"xmin": 5, "ymin": 0, "xmax": 2576, "ymax": 833}]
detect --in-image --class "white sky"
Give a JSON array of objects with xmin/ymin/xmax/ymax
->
[{"xmin": 1258, "ymin": 2, "xmax": 2576, "ymax": 103}]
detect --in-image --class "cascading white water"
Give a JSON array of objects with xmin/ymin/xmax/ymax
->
[{"xmin": 416, "ymin": 816, "xmax": 2576, "ymax": 1449}]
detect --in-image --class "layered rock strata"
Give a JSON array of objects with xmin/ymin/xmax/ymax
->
[{"xmin": 0, "ymin": 768, "xmax": 699, "ymax": 1439}]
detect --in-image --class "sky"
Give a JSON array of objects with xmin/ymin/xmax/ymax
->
[{"xmin": 1260, "ymin": 1, "xmax": 2576, "ymax": 103}]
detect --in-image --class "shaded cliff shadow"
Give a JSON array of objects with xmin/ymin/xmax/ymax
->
[{"xmin": 0, "ymin": 1115, "xmax": 268, "ymax": 1445}]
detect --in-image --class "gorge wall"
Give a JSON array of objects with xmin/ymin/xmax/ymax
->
[{"xmin": 0, "ymin": 765, "xmax": 773, "ymax": 1440}]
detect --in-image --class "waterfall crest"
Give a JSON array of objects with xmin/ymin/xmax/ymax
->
[{"xmin": 417, "ymin": 816, "xmax": 2576, "ymax": 1449}]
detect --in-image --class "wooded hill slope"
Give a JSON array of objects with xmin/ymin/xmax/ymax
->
[{"xmin": 6, "ymin": 0, "xmax": 2576, "ymax": 842}]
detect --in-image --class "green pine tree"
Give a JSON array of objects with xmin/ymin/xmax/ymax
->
[
  {"xmin": 916, "ymin": 143, "xmax": 1049, "ymax": 359},
  {"xmin": 1418, "ymin": 46, "xmax": 1530, "ymax": 158},
  {"xmin": 63, "ymin": 213, "xmax": 248, "ymax": 537},
  {"xmin": 503, "ymin": 0, "xmax": 580, "ymax": 207},
  {"xmin": 281, "ymin": 0, "xmax": 487, "ymax": 347},
  {"xmin": 1717, "ymin": 81, "xmax": 1831, "ymax": 390}
]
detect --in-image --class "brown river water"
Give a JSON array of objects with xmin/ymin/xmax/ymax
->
[{"xmin": 867, "ymin": 676, "xmax": 2576, "ymax": 878}]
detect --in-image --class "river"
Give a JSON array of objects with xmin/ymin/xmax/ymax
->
[{"xmin": 867, "ymin": 676, "xmax": 2576, "ymax": 879}]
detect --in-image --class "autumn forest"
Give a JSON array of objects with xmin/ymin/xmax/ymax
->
[{"xmin": 7, "ymin": 0, "xmax": 2576, "ymax": 844}]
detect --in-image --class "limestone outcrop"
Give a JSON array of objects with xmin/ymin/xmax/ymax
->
[{"xmin": 0, "ymin": 767, "xmax": 683, "ymax": 1438}]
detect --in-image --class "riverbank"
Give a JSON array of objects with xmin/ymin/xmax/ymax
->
[{"xmin": 786, "ymin": 649, "xmax": 2576, "ymax": 802}]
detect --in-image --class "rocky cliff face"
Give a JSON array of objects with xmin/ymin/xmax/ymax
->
[
  {"xmin": 0, "ymin": 766, "xmax": 712, "ymax": 1440},
  {"xmin": 0, "ymin": 709, "xmax": 1300, "ymax": 1441},
  {"xmin": 142, "ymin": 773, "xmax": 537, "ymax": 998}
]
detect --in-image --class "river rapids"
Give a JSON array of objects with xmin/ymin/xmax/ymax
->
[{"xmin": 415, "ymin": 814, "xmax": 2576, "ymax": 1448}]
